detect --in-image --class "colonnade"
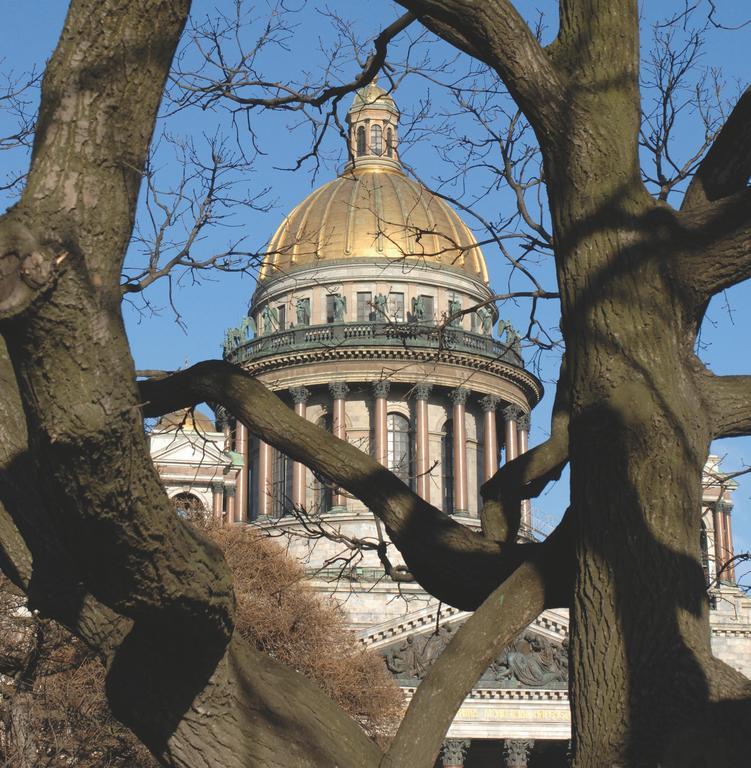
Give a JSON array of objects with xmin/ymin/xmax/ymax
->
[{"xmin": 231, "ymin": 381, "xmax": 531, "ymax": 523}]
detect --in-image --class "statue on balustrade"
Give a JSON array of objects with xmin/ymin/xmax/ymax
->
[
  {"xmin": 497, "ymin": 319, "xmax": 522, "ymax": 355},
  {"xmin": 373, "ymin": 293, "xmax": 388, "ymax": 320},
  {"xmin": 411, "ymin": 294, "xmax": 426, "ymax": 323},
  {"xmin": 261, "ymin": 304, "xmax": 279, "ymax": 334},
  {"xmin": 332, "ymin": 293, "xmax": 347, "ymax": 322},
  {"xmin": 222, "ymin": 316, "xmax": 255, "ymax": 356},
  {"xmin": 476, "ymin": 304, "xmax": 492, "ymax": 335},
  {"xmin": 295, "ymin": 298, "xmax": 310, "ymax": 326},
  {"xmin": 447, "ymin": 295, "xmax": 462, "ymax": 327}
]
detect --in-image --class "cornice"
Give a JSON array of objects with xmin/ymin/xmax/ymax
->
[{"xmin": 240, "ymin": 345, "xmax": 544, "ymax": 405}]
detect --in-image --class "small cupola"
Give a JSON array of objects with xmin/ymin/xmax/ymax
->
[{"xmin": 345, "ymin": 78, "xmax": 401, "ymax": 170}]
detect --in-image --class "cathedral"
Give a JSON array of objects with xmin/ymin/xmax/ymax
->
[{"xmin": 150, "ymin": 83, "xmax": 751, "ymax": 767}]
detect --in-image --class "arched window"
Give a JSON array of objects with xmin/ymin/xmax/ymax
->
[
  {"xmin": 386, "ymin": 127, "xmax": 394, "ymax": 157},
  {"xmin": 441, "ymin": 419, "xmax": 454, "ymax": 514},
  {"xmin": 172, "ymin": 492, "xmax": 205, "ymax": 519},
  {"xmin": 387, "ymin": 412, "xmax": 411, "ymax": 486},
  {"xmin": 370, "ymin": 124, "xmax": 383, "ymax": 156},
  {"xmin": 315, "ymin": 414, "xmax": 333, "ymax": 511},
  {"xmin": 356, "ymin": 125, "xmax": 366, "ymax": 156}
]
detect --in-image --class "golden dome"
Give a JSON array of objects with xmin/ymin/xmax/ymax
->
[
  {"xmin": 155, "ymin": 408, "xmax": 216, "ymax": 433},
  {"xmin": 261, "ymin": 165, "xmax": 489, "ymax": 283},
  {"xmin": 348, "ymin": 81, "xmax": 398, "ymax": 117}
]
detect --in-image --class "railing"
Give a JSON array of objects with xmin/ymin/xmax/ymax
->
[{"xmin": 225, "ymin": 321, "xmax": 524, "ymax": 367}]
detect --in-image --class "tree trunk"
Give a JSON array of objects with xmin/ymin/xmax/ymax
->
[{"xmin": 553, "ymin": 185, "xmax": 751, "ymax": 765}]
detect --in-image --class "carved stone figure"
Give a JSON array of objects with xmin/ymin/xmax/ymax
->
[
  {"xmin": 506, "ymin": 325, "xmax": 522, "ymax": 355},
  {"xmin": 477, "ymin": 304, "xmax": 492, "ymax": 334},
  {"xmin": 411, "ymin": 294, "xmax": 426, "ymax": 322},
  {"xmin": 332, "ymin": 293, "xmax": 347, "ymax": 322},
  {"xmin": 373, "ymin": 292, "xmax": 388, "ymax": 320},
  {"xmin": 381, "ymin": 626, "xmax": 567, "ymax": 688},
  {"xmin": 448, "ymin": 296, "xmax": 461, "ymax": 327},
  {"xmin": 261, "ymin": 304, "xmax": 279, "ymax": 334},
  {"xmin": 239, "ymin": 314, "xmax": 255, "ymax": 340},
  {"xmin": 295, "ymin": 298, "xmax": 310, "ymax": 326}
]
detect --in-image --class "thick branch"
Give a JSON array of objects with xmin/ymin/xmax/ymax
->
[
  {"xmin": 396, "ymin": 0, "xmax": 565, "ymax": 142},
  {"xmin": 480, "ymin": 365, "xmax": 569, "ymax": 541},
  {"xmin": 683, "ymin": 87, "xmax": 751, "ymax": 210},
  {"xmin": 385, "ymin": 560, "xmax": 549, "ymax": 768},
  {"xmin": 139, "ymin": 361, "xmax": 571, "ymax": 610},
  {"xmin": 700, "ymin": 371, "xmax": 751, "ymax": 439},
  {"xmin": 673, "ymin": 188, "xmax": 751, "ymax": 304}
]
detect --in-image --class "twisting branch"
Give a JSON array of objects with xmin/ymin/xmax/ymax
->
[
  {"xmin": 174, "ymin": 10, "xmax": 415, "ymax": 111},
  {"xmin": 699, "ymin": 370, "xmax": 751, "ymax": 439},
  {"xmin": 139, "ymin": 360, "xmax": 573, "ymax": 611},
  {"xmin": 396, "ymin": 0, "xmax": 566, "ymax": 143}
]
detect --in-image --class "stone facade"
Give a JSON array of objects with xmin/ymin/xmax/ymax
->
[{"xmin": 149, "ymin": 83, "xmax": 751, "ymax": 767}]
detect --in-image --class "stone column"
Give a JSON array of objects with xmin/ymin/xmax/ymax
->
[
  {"xmin": 211, "ymin": 481, "xmax": 224, "ymax": 521},
  {"xmin": 725, "ymin": 505, "xmax": 735, "ymax": 582},
  {"xmin": 718, "ymin": 501, "xmax": 735, "ymax": 582},
  {"xmin": 479, "ymin": 394, "xmax": 501, "ymax": 482},
  {"xmin": 257, "ymin": 439, "xmax": 273, "ymax": 518},
  {"xmin": 713, "ymin": 501, "xmax": 727, "ymax": 582},
  {"xmin": 290, "ymin": 386, "xmax": 311, "ymax": 508},
  {"xmin": 503, "ymin": 405, "xmax": 522, "ymax": 463},
  {"xmin": 235, "ymin": 422, "xmax": 249, "ymax": 522},
  {"xmin": 503, "ymin": 739, "xmax": 534, "ymax": 768},
  {"xmin": 414, "ymin": 382, "xmax": 433, "ymax": 501},
  {"xmin": 225, "ymin": 485, "xmax": 235, "ymax": 523},
  {"xmin": 372, "ymin": 380, "xmax": 391, "ymax": 467},
  {"xmin": 449, "ymin": 387, "xmax": 470, "ymax": 514},
  {"xmin": 441, "ymin": 738, "xmax": 470, "ymax": 767},
  {"xmin": 329, "ymin": 382, "xmax": 349, "ymax": 508},
  {"xmin": 517, "ymin": 411, "xmax": 532, "ymax": 534}
]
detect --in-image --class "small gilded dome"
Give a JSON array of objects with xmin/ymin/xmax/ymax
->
[
  {"xmin": 348, "ymin": 81, "xmax": 398, "ymax": 117},
  {"xmin": 261, "ymin": 165, "xmax": 489, "ymax": 283}
]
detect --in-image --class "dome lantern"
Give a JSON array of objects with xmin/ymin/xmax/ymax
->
[{"xmin": 345, "ymin": 78, "xmax": 401, "ymax": 170}]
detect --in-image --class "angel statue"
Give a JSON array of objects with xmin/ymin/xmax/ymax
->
[
  {"xmin": 476, "ymin": 305, "xmax": 492, "ymax": 335},
  {"xmin": 239, "ymin": 315, "xmax": 256, "ymax": 340},
  {"xmin": 332, "ymin": 293, "xmax": 347, "ymax": 322},
  {"xmin": 261, "ymin": 304, "xmax": 279, "ymax": 334},
  {"xmin": 411, "ymin": 295, "xmax": 426, "ymax": 323},
  {"xmin": 373, "ymin": 293, "xmax": 388, "ymax": 320}
]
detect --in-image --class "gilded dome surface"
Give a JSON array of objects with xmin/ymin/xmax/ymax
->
[{"xmin": 261, "ymin": 165, "xmax": 489, "ymax": 283}]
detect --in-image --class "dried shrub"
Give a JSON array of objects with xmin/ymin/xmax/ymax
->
[
  {"xmin": 205, "ymin": 523, "xmax": 404, "ymax": 743},
  {"xmin": 0, "ymin": 523, "xmax": 403, "ymax": 764}
]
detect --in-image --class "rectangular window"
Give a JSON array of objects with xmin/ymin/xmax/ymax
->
[
  {"xmin": 421, "ymin": 295, "xmax": 434, "ymax": 323},
  {"xmin": 389, "ymin": 292, "xmax": 405, "ymax": 322},
  {"xmin": 357, "ymin": 291, "xmax": 373, "ymax": 322},
  {"xmin": 326, "ymin": 295, "xmax": 336, "ymax": 324},
  {"xmin": 277, "ymin": 304, "xmax": 286, "ymax": 331}
]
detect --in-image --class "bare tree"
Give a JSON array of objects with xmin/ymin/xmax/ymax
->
[{"xmin": 1, "ymin": 3, "xmax": 751, "ymax": 768}]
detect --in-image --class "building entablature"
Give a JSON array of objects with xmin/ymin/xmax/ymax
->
[{"xmin": 236, "ymin": 348, "xmax": 542, "ymax": 409}]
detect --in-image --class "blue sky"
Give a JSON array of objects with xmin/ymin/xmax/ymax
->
[{"xmin": 2, "ymin": 1, "xmax": 750, "ymax": 565}]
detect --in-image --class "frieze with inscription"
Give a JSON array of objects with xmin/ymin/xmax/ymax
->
[{"xmin": 381, "ymin": 625, "xmax": 568, "ymax": 688}]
